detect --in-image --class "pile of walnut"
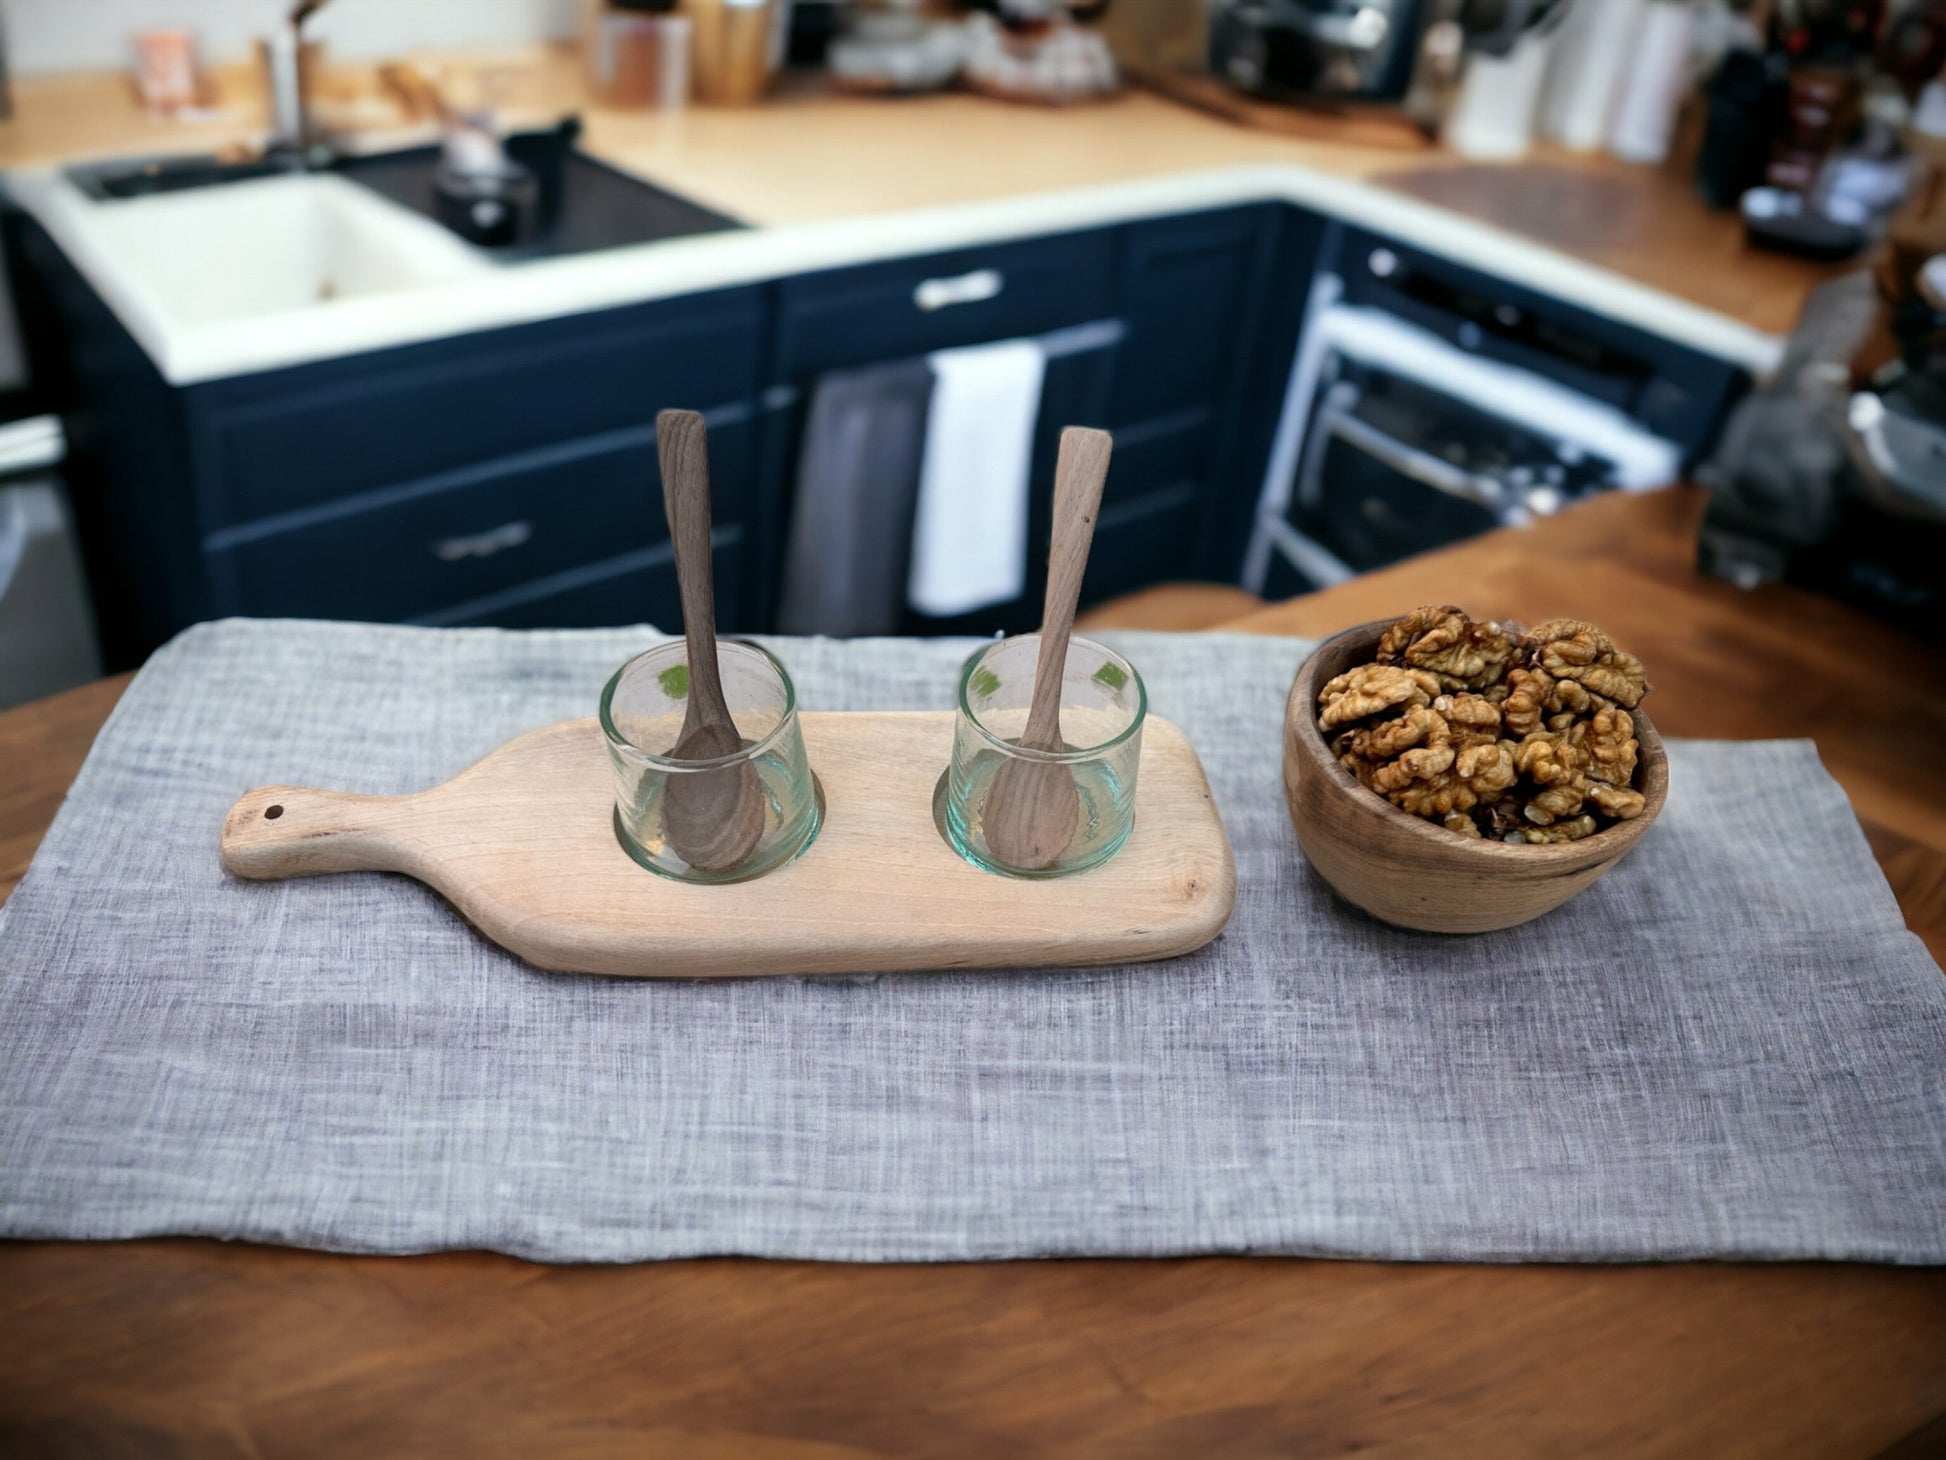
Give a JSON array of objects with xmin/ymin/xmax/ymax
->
[{"xmin": 1316, "ymin": 606, "xmax": 1650, "ymax": 844}]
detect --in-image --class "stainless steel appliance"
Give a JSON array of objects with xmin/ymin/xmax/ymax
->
[
  {"xmin": 1244, "ymin": 244, "xmax": 1686, "ymax": 595},
  {"xmin": 1205, "ymin": 0, "xmax": 1564, "ymax": 106},
  {"xmin": 1208, "ymin": 0, "xmax": 1431, "ymax": 103}
]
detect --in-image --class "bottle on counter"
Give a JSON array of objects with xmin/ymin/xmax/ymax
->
[
  {"xmin": 1444, "ymin": 24, "xmax": 1556, "ymax": 160},
  {"xmin": 1607, "ymin": 0, "xmax": 1700, "ymax": 165},
  {"xmin": 686, "ymin": 0, "xmax": 784, "ymax": 106},
  {"xmin": 585, "ymin": 0, "xmax": 694, "ymax": 109},
  {"xmin": 1540, "ymin": 0, "xmax": 1651, "ymax": 152}
]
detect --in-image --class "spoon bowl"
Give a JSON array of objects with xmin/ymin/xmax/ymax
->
[
  {"xmin": 982, "ymin": 751, "xmax": 1080, "ymax": 871},
  {"xmin": 661, "ymin": 721, "xmax": 766, "ymax": 874}
]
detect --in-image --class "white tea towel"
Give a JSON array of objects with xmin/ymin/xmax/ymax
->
[
  {"xmin": 776, "ymin": 358, "xmax": 935, "ymax": 636},
  {"xmin": 907, "ymin": 337, "xmax": 1045, "ymax": 616}
]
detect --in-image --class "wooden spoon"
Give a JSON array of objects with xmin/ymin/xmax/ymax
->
[
  {"xmin": 655, "ymin": 409, "xmax": 765, "ymax": 873},
  {"xmin": 981, "ymin": 426, "xmax": 1114, "ymax": 872}
]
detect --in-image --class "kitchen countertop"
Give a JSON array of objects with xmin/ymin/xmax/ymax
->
[
  {"xmin": 576, "ymin": 80, "xmax": 1840, "ymax": 339},
  {"xmin": 2, "ymin": 487, "xmax": 1942, "ymax": 1455},
  {"xmin": 0, "ymin": 48, "xmax": 1828, "ymax": 382}
]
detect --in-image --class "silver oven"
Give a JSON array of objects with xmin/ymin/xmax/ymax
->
[{"xmin": 1244, "ymin": 270, "xmax": 1685, "ymax": 595}]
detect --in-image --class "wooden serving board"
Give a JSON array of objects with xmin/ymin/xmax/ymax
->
[{"xmin": 220, "ymin": 712, "xmax": 1236, "ymax": 978}]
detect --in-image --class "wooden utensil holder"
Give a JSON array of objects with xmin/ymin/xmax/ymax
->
[{"xmin": 221, "ymin": 710, "xmax": 1236, "ymax": 979}]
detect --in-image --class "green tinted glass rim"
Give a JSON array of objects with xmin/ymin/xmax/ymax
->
[
  {"xmin": 956, "ymin": 633, "xmax": 1147, "ymax": 764},
  {"xmin": 600, "ymin": 639, "xmax": 799, "ymax": 771}
]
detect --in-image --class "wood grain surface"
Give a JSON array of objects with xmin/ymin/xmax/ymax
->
[
  {"xmin": 2, "ymin": 487, "xmax": 1942, "ymax": 1458},
  {"xmin": 0, "ymin": 672, "xmax": 131, "ymax": 905},
  {"xmin": 218, "ymin": 713, "xmax": 1236, "ymax": 976}
]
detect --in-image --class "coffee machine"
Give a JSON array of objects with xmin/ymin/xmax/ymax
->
[
  {"xmin": 1207, "ymin": 0, "xmax": 1431, "ymax": 102},
  {"xmin": 1205, "ymin": 0, "xmax": 1563, "ymax": 106}
]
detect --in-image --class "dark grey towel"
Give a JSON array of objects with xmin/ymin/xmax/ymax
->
[
  {"xmin": 1, "ymin": 620, "xmax": 1943, "ymax": 1264},
  {"xmin": 776, "ymin": 358, "xmax": 934, "ymax": 636}
]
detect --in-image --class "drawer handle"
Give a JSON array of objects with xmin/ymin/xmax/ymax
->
[
  {"xmin": 913, "ymin": 268, "xmax": 1004, "ymax": 312},
  {"xmin": 431, "ymin": 520, "xmax": 533, "ymax": 562}
]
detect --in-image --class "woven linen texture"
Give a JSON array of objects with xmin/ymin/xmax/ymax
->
[{"xmin": 3, "ymin": 619, "xmax": 1942, "ymax": 1263}]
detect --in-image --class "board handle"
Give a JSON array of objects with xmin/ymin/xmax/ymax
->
[{"xmin": 221, "ymin": 785, "xmax": 415, "ymax": 881}]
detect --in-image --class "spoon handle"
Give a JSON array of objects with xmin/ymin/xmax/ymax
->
[
  {"xmin": 657, "ymin": 409, "xmax": 730, "ymax": 720},
  {"xmin": 1023, "ymin": 426, "xmax": 1113, "ymax": 749}
]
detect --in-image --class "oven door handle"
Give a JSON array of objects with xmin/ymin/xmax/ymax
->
[{"xmin": 1313, "ymin": 389, "xmax": 1511, "ymax": 515}]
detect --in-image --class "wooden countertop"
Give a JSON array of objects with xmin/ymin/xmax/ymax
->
[
  {"xmin": 2, "ymin": 487, "xmax": 1942, "ymax": 1457},
  {"xmin": 0, "ymin": 48, "xmax": 1837, "ymax": 336}
]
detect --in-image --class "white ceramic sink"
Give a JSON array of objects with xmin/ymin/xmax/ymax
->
[{"xmin": 71, "ymin": 172, "xmax": 491, "ymax": 328}]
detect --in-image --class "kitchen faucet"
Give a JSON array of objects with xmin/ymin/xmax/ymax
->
[{"xmin": 265, "ymin": 0, "xmax": 330, "ymax": 158}]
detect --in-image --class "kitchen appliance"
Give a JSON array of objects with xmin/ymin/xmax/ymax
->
[
  {"xmin": 1208, "ymin": 0, "xmax": 1432, "ymax": 103},
  {"xmin": 332, "ymin": 119, "xmax": 742, "ymax": 258},
  {"xmin": 1699, "ymin": 269, "xmax": 1946, "ymax": 634},
  {"xmin": 1206, "ymin": 0, "xmax": 1565, "ymax": 108},
  {"xmin": 0, "ymin": 416, "xmax": 99, "ymax": 711},
  {"xmin": 1243, "ymin": 243, "xmax": 1686, "ymax": 597}
]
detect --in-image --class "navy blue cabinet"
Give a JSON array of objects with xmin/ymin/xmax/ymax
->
[
  {"xmin": 759, "ymin": 207, "xmax": 1294, "ymax": 634},
  {"xmin": 187, "ymin": 292, "xmax": 763, "ymax": 526},
  {"xmin": 204, "ymin": 408, "xmax": 756, "ymax": 626},
  {"xmin": 763, "ymin": 225, "xmax": 1126, "ymax": 636},
  {"xmin": 1087, "ymin": 203, "xmax": 1299, "ymax": 604},
  {"xmin": 11, "ymin": 185, "xmax": 1740, "ymax": 667},
  {"xmin": 183, "ymin": 290, "xmax": 765, "ymax": 638},
  {"xmin": 774, "ymin": 229, "xmax": 1119, "ymax": 377},
  {"xmin": 6, "ymin": 202, "xmax": 772, "ymax": 665}
]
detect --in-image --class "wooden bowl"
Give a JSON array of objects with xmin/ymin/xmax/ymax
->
[{"xmin": 1283, "ymin": 620, "xmax": 1669, "ymax": 934}]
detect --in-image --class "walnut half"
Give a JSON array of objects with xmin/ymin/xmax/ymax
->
[
  {"xmin": 1322, "ymin": 606, "xmax": 1651, "ymax": 843},
  {"xmin": 1375, "ymin": 604, "xmax": 1519, "ymax": 692}
]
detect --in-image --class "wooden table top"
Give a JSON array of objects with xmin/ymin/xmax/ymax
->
[{"xmin": 2, "ymin": 486, "xmax": 1942, "ymax": 1458}]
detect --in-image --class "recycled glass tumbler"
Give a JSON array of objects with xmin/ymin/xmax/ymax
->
[
  {"xmin": 601, "ymin": 640, "xmax": 820, "ymax": 884},
  {"xmin": 943, "ymin": 633, "xmax": 1146, "ymax": 879}
]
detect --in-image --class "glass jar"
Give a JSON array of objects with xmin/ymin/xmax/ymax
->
[
  {"xmin": 942, "ymin": 634, "xmax": 1146, "ymax": 878},
  {"xmin": 601, "ymin": 640, "xmax": 820, "ymax": 884}
]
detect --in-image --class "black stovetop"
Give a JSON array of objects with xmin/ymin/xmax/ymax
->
[{"xmin": 333, "ymin": 121, "xmax": 744, "ymax": 261}]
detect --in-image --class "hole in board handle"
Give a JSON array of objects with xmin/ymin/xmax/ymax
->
[{"xmin": 264, "ymin": 805, "xmax": 284, "ymax": 820}]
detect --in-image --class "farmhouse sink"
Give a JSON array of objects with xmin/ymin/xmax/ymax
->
[
  {"xmin": 9, "ymin": 127, "xmax": 747, "ymax": 381},
  {"xmin": 67, "ymin": 171, "xmax": 493, "ymax": 328}
]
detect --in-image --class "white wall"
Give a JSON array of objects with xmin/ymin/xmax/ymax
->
[{"xmin": 2, "ymin": 0, "xmax": 583, "ymax": 75}]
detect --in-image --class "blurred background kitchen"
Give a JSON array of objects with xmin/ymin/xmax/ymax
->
[{"xmin": 0, "ymin": 0, "xmax": 1939, "ymax": 710}]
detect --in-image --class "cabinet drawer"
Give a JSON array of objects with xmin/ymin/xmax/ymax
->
[
  {"xmin": 191, "ymin": 289, "xmax": 765, "ymax": 525},
  {"xmin": 424, "ymin": 539, "xmax": 745, "ymax": 632},
  {"xmin": 774, "ymin": 229, "xmax": 1118, "ymax": 377},
  {"xmin": 212, "ymin": 413, "xmax": 754, "ymax": 624}
]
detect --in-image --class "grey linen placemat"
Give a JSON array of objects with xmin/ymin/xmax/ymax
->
[{"xmin": 2, "ymin": 619, "xmax": 1943, "ymax": 1264}]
